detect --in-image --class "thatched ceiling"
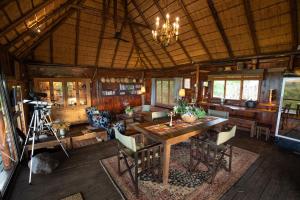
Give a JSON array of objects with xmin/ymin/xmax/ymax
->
[{"xmin": 0, "ymin": 0, "xmax": 299, "ymax": 69}]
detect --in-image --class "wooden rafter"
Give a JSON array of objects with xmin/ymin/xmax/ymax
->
[
  {"xmin": 125, "ymin": 45, "xmax": 134, "ymax": 69},
  {"xmin": 243, "ymin": 0, "xmax": 260, "ymax": 55},
  {"xmin": 111, "ymin": 26, "xmax": 124, "ymax": 68},
  {"xmin": 290, "ymin": 0, "xmax": 298, "ymax": 50},
  {"xmin": 50, "ymin": 34, "xmax": 53, "ymax": 63},
  {"xmin": 129, "ymin": 22, "xmax": 151, "ymax": 69},
  {"xmin": 4, "ymin": 0, "xmax": 75, "ymax": 50},
  {"xmin": 177, "ymin": 0, "xmax": 212, "ymax": 60},
  {"xmin": 130, "ymin": 0, "xmax": 176, "ymax": 66},
  {"xmin": 134, "ymin": 26, "xmax": 164, "ymax": 68},
  {"xmin": 113, "ymin": 0, "xmax": 118, "ymax": 30},
  {"xmin": 0, "ymin": 0, "xmax": 55, "ymax": 38},
  {"xmin": 207, "ymin": 0, "xmax": 234, "ymax": 58},
  {"xmin": 75, "ymin": 10, "xmax": 80, "ymax": 65},
  {"xmin": 16, "ymin": 0, "xmax": 24, "ymax": 15},
  {"xmin": 31, "ymin": 0, "xmax": 35, "ymax": 9},
  {"xmin": 18, "ymin": 6, "xmax": 79, "ymax": 59},
  {"xmin": 95, "ymin": 0, "xmax": 109, "ymax": 67},
  {"xmin": 2, "ymin": 8, "xmax": 12, "ymax": 24}
]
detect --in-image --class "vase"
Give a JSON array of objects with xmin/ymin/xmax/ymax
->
[
  {"xmin": 127, "ymin": 112, "xmax": 133, "ymax": 117},
  {"xmin": 59, "ymin": 129, "xmax": 66, "ymax": 138},
  {"xmin": 181, "ymin": 113, "xmax": 197, "ymax": 123}
]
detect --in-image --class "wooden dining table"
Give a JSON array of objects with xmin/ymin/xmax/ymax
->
[{"xmin": 130, "ymin": 116, "xmax": 228, "ymax": 186}]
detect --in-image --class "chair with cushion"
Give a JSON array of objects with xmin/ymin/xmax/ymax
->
[
  {"xmin": 115, "ymin": 128, "xmax": 162, "ymax": 197},
  {"xmin": 190, "ymin": 126, "xmax": 236, "ymax": 183},
  {"xmin": 151, "ymin": 111, "xmax": 168, "ymax": 122}
]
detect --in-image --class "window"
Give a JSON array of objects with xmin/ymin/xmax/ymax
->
[
  {"xmin": 213, "ymin": 80, "xmax": 225, "ymax": 98},
  {"xmin": 242, "ymin": 80, "xmax": 259, "ymax": 100},
  {"xmin": 213, "ymin": 79, "xmax": 260, "ymax": 101},
  {"xmin": 184, "ymin": 78, "xmax": 191, "ymax": 89},
  {"xmin": 156, "ymin": 79, "xmax": 175, "ymax": 105},
  {"xmin": 225, "ymin": 80, "xmax": 241, "ymax": 100}
]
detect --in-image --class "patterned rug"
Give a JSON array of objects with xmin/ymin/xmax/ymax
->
[
  {"xmin": 61, "ymin": 193, "xmax": 84, "ymax": 200},
  {"xmin": 100, "ymin": 143, "xmax": 258, "ymax": 200}
]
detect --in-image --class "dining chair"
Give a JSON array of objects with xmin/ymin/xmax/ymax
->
[
  {"xmin": 151, "ymin": 111, "xmax": 168, "ymax": 122},
  {"xmin": 115, "ymin": 128, "xmax": 163, "ymax": 197},
  {"xmin": 208, "ymin": 109, "xmax": 229, "ymax": 119},
  {"xmin": 190, "ymin": 126, "xmax": 236, "ymax": 183},
  {"xmin": 281, "ymin": 103, "xmax": 291, "ymax": 129}
]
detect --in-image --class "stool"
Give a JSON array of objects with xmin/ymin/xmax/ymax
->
[
  {"xmin": 256, "ymin": 123, "xmax": 271, "ymax": 141},
  {"xmin": 296, "ymin": 103, "xmax": 300, "ymax": 117}
]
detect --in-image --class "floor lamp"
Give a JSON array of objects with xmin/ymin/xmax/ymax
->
[{"xmin": 141, "ymin": 86, "xmax": 146, "ymax": 105}]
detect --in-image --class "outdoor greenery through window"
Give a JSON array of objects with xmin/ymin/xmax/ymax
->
[
  {"xmin": 156, "ymin": 79, "xmax": 175, "ymax": 106},
  {"xmin": 213, "ymin": 79, "xmax": 260, "ymax": 101}
]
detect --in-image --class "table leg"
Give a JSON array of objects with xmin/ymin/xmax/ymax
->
[{"xmin": 162, "ymin": 144, "xmax": 171, "ymax": 186}]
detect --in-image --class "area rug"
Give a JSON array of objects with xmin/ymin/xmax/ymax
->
[
  {"xmin": 61, "ymin": 192, "xmax": 84, "ymax": 200},
  {"xmin": 100, "ymin": 144, "xmax": 258, "ymax": 200}
]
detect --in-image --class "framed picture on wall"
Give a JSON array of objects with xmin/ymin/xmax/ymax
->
[{"xmin": 184, "ymin": 78, "xmax": 191, "ymax": 89}]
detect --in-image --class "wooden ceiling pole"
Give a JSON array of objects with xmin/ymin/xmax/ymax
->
[
  {"xmin": 18, "ymin": 6, "xmax": 79, "ymax": 59},
  {"xmin": 153, "ymin": 0, "xmax": 193, "ymax": 63},
  {"xmin": 243, "ymin": 0, "xmax": 260, "ymax": 55},
  {"xmin": 134, "ymin": 26, "xmax": 164, "ymax": 68},
  {"xmin": 111, "ymin": 26, "xmax": 124, "ymax": 68},
  {"xmin": 125, "ymin": 45, "xmax": 134, "ymax": 69},
  {"xmin": 50, "ymin": 34, "xmax": 53, "ymax": 63},
  {"xmin": 178, "ymin": 0, "xmax": 212, "ymax": 60},
  {"xmin": 207, "ymin": 0, "xmax": 234, "ymax": 58},
  {"xmin": 0, "ymin": 0, "xmax": 55, "ymax": 38},
  {"xmin": 31, "ymin": 0, "xmax": 35, "ymax": 9},
  {"xmin": 130, "ymin": 0, "xmax": 176, "ymax": 66},
  {"xmin": 4, "ymin": 0, "xmax": 77, "ymax": 50},
  {"xmin": 290, "ymin": 0, "xmax": 298, "ymax": 50},
  {"xmin": 75, "ymin": 10, "xmax": 80, "ymax": 65},
  {"xmin": 129, "ymin": 22, "xmax": 151, "ymax": 69}
]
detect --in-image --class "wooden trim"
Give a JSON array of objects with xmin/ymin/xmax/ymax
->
[
  {"xmin": 243, "ymin": 0, "xmax": 260, "ymax": 55},
  {"xmin": 0, "ymin": 0, "xmax": 55, "ymax": 38},
  {"xmin": 290, "ymin": 0, "xmax": 298, "ymax": 50},
  {"xmin": 207, "ymin": 0, "xmax": 234, "ymax": 58},
  {"xmin": 178, "ymin": 0, "xmax": 212, "ymax": 60},
  {"xmin": 130, "ymin": 0, "xmax": 176, "ymax": 66},
  {"xmin": 75, "ymin": 10, "xmax": 80, "ymax": 65}
]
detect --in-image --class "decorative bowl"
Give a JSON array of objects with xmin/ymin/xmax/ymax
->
[{"xmin": 181, "ymin": 113, "xmax": 197, "ymax": 123}]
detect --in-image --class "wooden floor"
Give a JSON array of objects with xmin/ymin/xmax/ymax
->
[{"xmin": 6, "ymin": 131, "xmax": 300, "ymax": 200}]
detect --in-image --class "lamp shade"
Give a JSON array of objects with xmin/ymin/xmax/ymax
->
[
  {"xmin": 179, "ymin": 89, "xmax": 185, "ymax": 97},
  {"xmin": 141, "ymin": 86, "xmax": 146, "ymax": 93}
]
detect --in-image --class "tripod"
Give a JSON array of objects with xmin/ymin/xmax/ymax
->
[{"xmin": 20, "ymin": 101, "xmax": 69, "ymax": 184}]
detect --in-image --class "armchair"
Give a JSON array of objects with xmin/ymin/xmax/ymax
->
[{"xmin": 115, "ymin": 128, "xmax": 162, "ymax": 197}]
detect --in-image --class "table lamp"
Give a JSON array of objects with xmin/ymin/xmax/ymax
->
[
  {"xmin": 141, "ymin": 86, "xmax": 146, "ymax": 93},
  {"xmin": 179, "ymin": 88, "xmax": 185, "ymax": 98}
]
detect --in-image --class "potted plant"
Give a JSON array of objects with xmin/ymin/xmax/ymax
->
[
  {"xmin": 173, "ymin": 99, "xmax": 206, "ymax": 123},
  {"xmin": 125, "ymin": 106, "xmax": 134, "ymax": 117},
  {"xmin": 52, "ymin": 121, "xmax": 70, "ymax": 138}
]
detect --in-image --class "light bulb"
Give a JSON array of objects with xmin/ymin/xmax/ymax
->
[
  {"xmin": 176, "ymin": 17, "xmax": 179, "ymax": 22},
  {"xmin": 166, "ymin": 13, "xmax": 169, "ymax": 19}
]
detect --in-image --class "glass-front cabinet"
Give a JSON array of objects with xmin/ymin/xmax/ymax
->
[{"xmin": 34, "ymin": 78, "xmax": 91, "ymax": 124}]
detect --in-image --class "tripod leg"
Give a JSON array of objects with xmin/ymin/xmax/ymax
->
[
  {"xmin": 29, "ymin": 130, "xmax": 36, "ymax": 184},
  {"xmin": 20, "ymin": 113, "xmax": 35, "ymax": 161}
]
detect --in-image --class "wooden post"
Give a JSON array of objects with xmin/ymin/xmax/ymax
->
[
  {"xmin": 0, "ymin": 111, "xmax": 12, "ymax": 170},
  {"xmin": 195, "ymin": 64, "xmax": 200, "ymax": 101}
]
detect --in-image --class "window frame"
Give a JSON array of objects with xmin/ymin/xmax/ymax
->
[
  {"xmin": 212, "ymin": 78, "xmax": 261, "ymax": 101},
  {"xmin": 155, "ymin": 79, "xmax": 175, "ymax": 106}
]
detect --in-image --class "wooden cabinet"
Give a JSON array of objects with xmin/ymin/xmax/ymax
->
[{"xmin": 34, "ymin": 78, "xmax": 91, "ymax": 124}]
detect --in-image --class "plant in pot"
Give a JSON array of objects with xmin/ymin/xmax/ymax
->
[
  {"xmin": 125, "ymin": 106, "xmax": 134, "ymax": 117},
  {"xmin": 52, "ymin": 121, "xmax": 71, "ymax": 138},
  {"xmin": 173, "ymin": 99, "xmax": 206, "ymax": 123}
]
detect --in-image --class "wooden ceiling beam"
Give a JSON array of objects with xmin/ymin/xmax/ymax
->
[
  {"xmin": 18, "ymin": 6, "xmax": 78, "ymax": 59},
  {"xmin": 125, "ymin": 45, "xmax": 134, "ymax": 69},
  {"xmin": 243, "ymin": 0, "xmax": 260, "ymax": 55},
  {"xmin": 16, "ymin": 0, "xmax": 24, "ymax": 15},
  {"xmin": 111, "ymin": 26, "xmax": 124, "ymax": 68},
  {"xmin": 4, "ymin": 0, "xmax": 75, "ymax": 50},
  {"xmin": 0, "ymin": 0, "xmax": 55, "ymax": 38},
  {"xmin": 290, "ymin": 0, "xmax": 298, "ymax": 50},
  {"xmin": 50, "ymin": 34, "xmax": 53, "ymax": 63},
  {"xmin": 207, "ymin": 0, "xmax": 234, "ymax": 58},
  {"xmin": 129, "ymin": 22, "xmax": 151, "ymax": 69},
  {"xmin": 134, "ymin": 26, "xmax": 164, "ymax": 68},
  {"xmin": 75, "ymin": 10, "xmax": 80, "ymax": 65},
  {"xmin": 95, "ymin": 0, "xmax": 110, "ymax": 67},
  {"xmin": 178, "ymin": 0, "xmax": 212, "ymax": 60},
  {"xmin": 130, "ymin": 0, "xmax": 176, "ymax": 66}
]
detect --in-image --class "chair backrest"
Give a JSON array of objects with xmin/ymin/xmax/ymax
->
[
  {"xmin": 216, "ymin": 126, "xmax": 236, "ymax": 145},
  {"xmin": 142, "ymin": 105, "xmax": 151, "ymax": 112},
  {"xmin": 208, "ymin": 109, "xmax": 229, "ymax": 119},
  {"xmin": 152, "ymin": 111, "xmax": 168, "ymax": 120},
  {"xmin": 114, "ymin": 128, "xmax": 137, "ymax": 152}
]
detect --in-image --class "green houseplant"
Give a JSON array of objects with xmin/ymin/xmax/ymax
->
[
  {"xmin": 52, "ymin": 121, "xmax": 71, "ymax": 138},
  {"xmin": 173, "ymin": 99, "xmax": 206, "ymax": 123},
  {"xmin": 125, "ymin": 106, "xmax": 134, "ymax": 116}
]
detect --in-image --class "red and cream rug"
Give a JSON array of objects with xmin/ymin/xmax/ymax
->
[{"xmin": 100, "ymin": 144, "xmax": 258, "ymax": 200}]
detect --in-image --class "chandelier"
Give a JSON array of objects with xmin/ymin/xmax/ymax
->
[{"xmin": 152, "ymin": 11, "xmax": 179, "ymax": 47}]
